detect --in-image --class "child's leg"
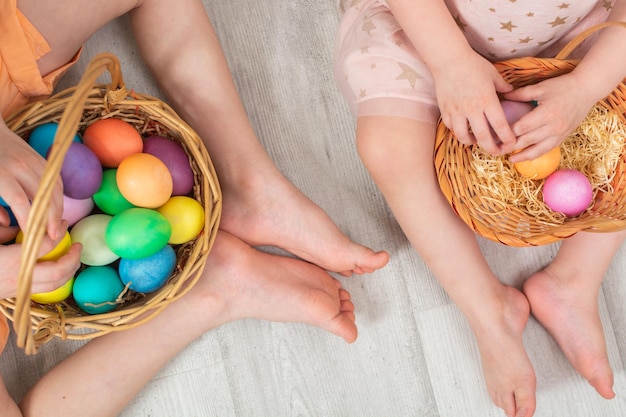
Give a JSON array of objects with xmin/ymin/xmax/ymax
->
[
  {"xmin": 19, "ymin": 230, "xmax": 357, "ymax": 417},
  {"xmin": 523, "ymin": 230, "xmax": 626, "ymax": 399},
  {"xmin": 0, "ymin": 376, "xmax": 21, "ymax": 417},
  {"xmin": 19, "ymin": 0, "xmax": 389, "ymax": 277},
  {"xmin": 356, "ymin": 115, "xmax": 535, "ymax": 417}
]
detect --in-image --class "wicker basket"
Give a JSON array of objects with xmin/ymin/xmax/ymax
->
[
  {"xmin": 435, "ymin": 22, "xmax": 626, "ymax": 247},
  {"xmin": 0, "ymin": 53, "xmax": 222, "ymax": 354}
]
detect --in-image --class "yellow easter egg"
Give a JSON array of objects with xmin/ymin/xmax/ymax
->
[
  {"xmin": 16, "ymin": 231, "xmax": 74, "ymax": 304},
  {"xmin": 157, "ymin": 196, "xmax": 205, "ymax": 244},
  {"xmin": 31, "ymin": 277, "xmax": 75, "ymax": 304},
  {"xmin": 16, "ymin": 230, "xmax": 72, "ymax": 261}
]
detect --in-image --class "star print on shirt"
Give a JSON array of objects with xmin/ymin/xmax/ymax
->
[
  {"xmin": 362, "ymin": 19, "xmax": 376, "ymax": 36},
  {"xmin": 548, "ymin": 16, "xmax": 567, "ymax": 27},
  {"xmin": 396, "ymin": 63, "xmax": 420, "ymax": 88},
  {"xmin": 500, "ymin": 21, "xmax": 517, "ymax": 32}
]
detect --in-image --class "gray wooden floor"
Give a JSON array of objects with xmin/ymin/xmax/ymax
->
[{"xmin": 2, "ymin": 1, "xmax": 626, "ymax": 416}]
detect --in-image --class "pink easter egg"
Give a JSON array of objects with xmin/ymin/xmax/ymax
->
[
  {"xmin": 543, "ymin": 169, "xmax": 593, "ymax": 217},
  {"xmin": 63, "ymin": 195, "xmax": 95, "ymax": 226}
]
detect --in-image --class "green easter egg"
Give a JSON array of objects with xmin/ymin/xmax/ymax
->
[
  {"xmin": 73, "ymin": 266, "xmax": 124, "ymax": 314},
  {"xmin": 93, "ymin": 169, "xmax": 136, "ymax": 215},
  {"xmin": 105, "ymin": 208, "xmax": 171, "ymax": 260}
]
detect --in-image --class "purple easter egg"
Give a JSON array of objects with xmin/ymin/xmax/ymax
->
[
  {"xmin": 59, "ymin": 142, "xmax": 103, "ymax": 199},
  {"xmin": 143, "ymin": 136, "xmax": 194, "ymax": 196},
  {"xmin": 63, "ymin": 195, "xmax": 95, "ymax": 226}
]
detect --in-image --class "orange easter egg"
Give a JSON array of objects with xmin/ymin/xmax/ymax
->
[
  {"xmin": 117, "ymin": 153, "xmax": 173, "ymax": 208},
  {"xmin": 513, "ymin": 146, "xmax": 561, "ymax": 180},
  {"xmin": 83, "ymin": 118, "xmax": 143, "ymax": 167}
]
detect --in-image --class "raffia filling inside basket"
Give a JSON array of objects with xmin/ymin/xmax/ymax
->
[{"xmin": 469, "ymin": 105, "xmax": 626, "ymax": 225}]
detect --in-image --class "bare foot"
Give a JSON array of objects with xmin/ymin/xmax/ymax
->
[
  {"xmin": 189, "ymin": 230, "xmax": 359, "ymax": 343},
  {"xmin": 523, "ymin": 267, "xmax": 615, "ymax": 399},
  {"xmin": 219, "ymin": 170, "xmax": 389, "ymax": 277},
  {"xmin": 471, "ymin": 286, "xmax": 536, "ymax": 417}
]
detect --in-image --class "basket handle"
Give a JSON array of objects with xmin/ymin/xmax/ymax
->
[
  {"xmin": 14, "ymin": 53, "xmax": 126, "ymax": 354},
  {"xmin": 555, "ymin": 21, "xmax": 626, "ymax": 60}
]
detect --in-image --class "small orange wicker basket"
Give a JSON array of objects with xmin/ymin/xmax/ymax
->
[
  {"xmin": 0, "ymin": 53, "xmax": 222, "ymax": 354},
  {"xmin": 435, "ymin": 22, "xmax": 626, "ymax": 247}
]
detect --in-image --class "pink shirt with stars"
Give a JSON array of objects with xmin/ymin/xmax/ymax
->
[{"xmin": 334, "ymin": 0, "xmax": 614, "ymax": 122}]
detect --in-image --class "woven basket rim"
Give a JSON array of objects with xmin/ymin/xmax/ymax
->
[
  {"xmin": 434, "ymin": 22, "xmax": 626, "ymax": 247},
  {"xmin": 0, "ymin": 53, "xmax": 222, "ymax": 354}
]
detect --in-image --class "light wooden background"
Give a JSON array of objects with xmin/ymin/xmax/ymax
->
[{"xmin": 2, "ymin": 1, "xmax": 626, "ymax": 416}]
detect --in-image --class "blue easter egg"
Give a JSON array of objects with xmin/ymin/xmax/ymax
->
[
  {"xmin": 0, "ymin": 198, "xmax": 17, "ymax": 227},
  {"xmin": 73, "ymin": 266, "xmax": 125, "ymax": 314},
  {"xmin": 28, "ymin": 123, "xmax": 81, "ymax": 158},
  {"xmin": 119, "ymin": 245, "xmax": 176, "ymax": 293}
]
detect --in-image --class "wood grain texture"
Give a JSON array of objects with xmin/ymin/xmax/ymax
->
[{"xmin": 2, "ymin": 1, "xmax": 626, "ymax": 416}]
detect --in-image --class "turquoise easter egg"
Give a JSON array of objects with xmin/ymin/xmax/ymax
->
[
  {"xmin": 73, "ymin": 266, "xmax": 125, "ymax": 314},
  {"xmin": 105, "ymin": 208, "xmax": 171, "ymax": 260},
  {"xmin": 93, "ymin": 169, "xmax": 136, "ymax": 215},
  {"xmin": 28, "ymin": 122, "xmax": 82, "ymax": 158},
  {"xmin": 119, "ymin": 245, "xmax": 177, "ymax": 293}
]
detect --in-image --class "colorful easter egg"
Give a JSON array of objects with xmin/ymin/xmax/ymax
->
[
  {"xmin": 73, "ymin": 266, "xmax": 125, "ymax": 314},
  {"xmin": 116, "ymin": 153, "xmax": 173, "ymax": 208},
  {"xmin": 82, "ymin": 118, "xmax": 143, "ymax": 167},
  {"xmin": 63, "ymin": 195, "xmax": 95, "ymax": 226},
  {"xmin": 157, "ymin": 196, "xmax": 205, "ymax": 244},
  {"xmin": 28, "ymin": 122, "xmax": 81, "ymax": 158},
  {"xmin": 143, "ymin": 136, "xmax": 194, "ymax": 196},
  {"xmin": 70, "ymin": 214, "xmax": 120, "ymax": 266},
  {"xmin": 92, "ymin": 169, "xmax": 136, "ymax": 215},
  {"xmin": 105, "ymin": 208, "xmax": 171, "ymax": 259},
  {"xmin": 119, "ymin": 245, "xmax": 176, "ymax": 293},
  {"xmin": 543, "ymin": 169, "xmax": 593, "ymax": 217},
  {"xmin": 59, "ymin": 142, "xmax": 103, "ymax": 199}
]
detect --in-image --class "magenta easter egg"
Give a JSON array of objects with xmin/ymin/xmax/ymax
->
[
  {"xmin": 58, "ymin": 142, "xmax": 103, "ymax": 199},
  {"xmin": 543, "ymin": 169, "xmax": 593, "ymax": 216},
  {"xmin": 143, "ymin": 136, "xmax": 194, "ymax": 196},
  {"xmin": 63, "ymin": 195, "xmax": 95, "ymax": 226}
]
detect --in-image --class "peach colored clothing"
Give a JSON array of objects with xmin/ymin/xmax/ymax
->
[
  {"xmin": 0, "ymin": 0, "xmax": 80, "ymax": 355},
  {"xmin": 334, "ymin": 0, "xmax": 613, "ymax": 123},
  {"xmin": 0, "ymin": 0, "xmax": 81, "ymax": 119},
  {"xmin": 0, "ymin": 315, "xmax": 7, "ymax": 353}
]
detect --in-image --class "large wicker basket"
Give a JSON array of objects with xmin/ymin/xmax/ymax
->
[
  {"xmin": 0, "ymin": 53, "xmax": 222, "ymax": 354},
  {"xmin": 435, "ymin": 22, "xmax": 626, "ymax": 247}
]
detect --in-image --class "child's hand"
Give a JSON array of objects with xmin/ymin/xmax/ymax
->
[
  {"xmin": 433, "ymin": 51, "xmax": 515, "ymax": 155},
  {"xmin": 0, "ymin": 229, "xmax": 81, "ymax": 300},
  {"xmin": 504, "ymin": 73, "xmax": 597, "ymax": 162},
  {"xmin": 0, "ymin": 121, "xmax": 64, "ymax": 240}
]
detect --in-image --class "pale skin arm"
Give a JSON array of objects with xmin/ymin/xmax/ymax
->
[
  {"xmin": 386, "ymin": 0, "xmax": 516, "ymax": 155},
  {"xmin": 0, "ymin": 119, "xmax": 64, "ymax": 240},
  {"xmin": 507, "ymin": 0, "xmax": 626, "ymax": 161},
  {"xmin": 0, "ymin": 119, "xmax": 82, "ymax": 299}
]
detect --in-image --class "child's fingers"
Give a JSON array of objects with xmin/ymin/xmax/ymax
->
[
  {"xmin": 30, "ymin": 243, "xmax": 82, "ymax": 294},
  {"xmin": 0, "ymin": 225, "xmax": 18, "ymax": 244},
  {"xmin": 46, "ymin": 177, "xmax": 65, "ymax": 240}
]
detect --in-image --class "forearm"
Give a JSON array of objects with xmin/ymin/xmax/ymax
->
[
  {"xmin": 127, "ymin": 0, "xmax": 258, "ymax": 164},
  {"xmin": 569, "ymin": 0, "xmax": 626, "ymax": 104},
  {"xmin": 385, "ymin": 0, "xmax": 474, "ymax": 75}
]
